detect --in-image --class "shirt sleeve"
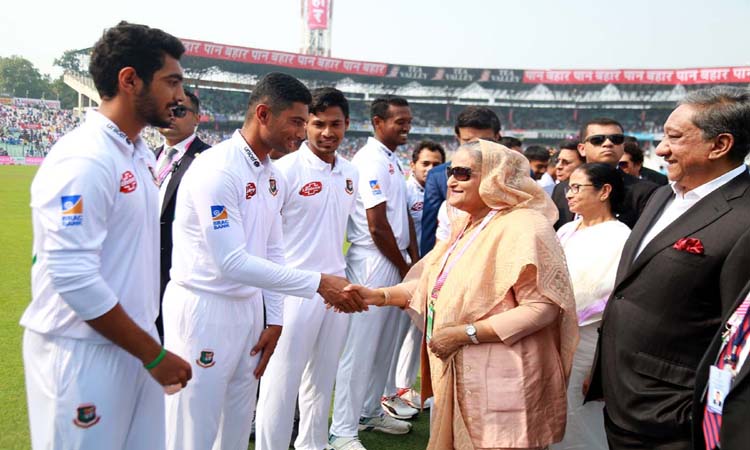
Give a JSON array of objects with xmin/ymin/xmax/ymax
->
[
  {"xmin": 34, "ymin": 155, "xmax": 120, "ymax": 320},
  {"xmin": 263, "ymin": 191, "xmax": 286, "ymax": 326},
  {"xmin": 187, "ymin": 167, "xmax": 321, "ymax": 299},
  {"xmin": 357, "ymin": 160, "xmax": 388, "ymax": 209},
  {"xmin": 484, "ymin": 266, "xmax": 561, "ymax": 346}
]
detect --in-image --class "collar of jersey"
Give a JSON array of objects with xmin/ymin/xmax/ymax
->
[
  {"xmin": 232, "ymin": 129, "xmax": 268, "ymax": 173},
  {"xmin": 367, "ymin": 136, "xmax": 395, "ymax": 158},
  {"xmin": 86, "ymin": 109, "xmax": 149, "ymax": 157},
  {"xmin": 408, "ymin": 174, "xmax": 424, "ymax": 193},
  {"xmin": 300, "ymin": 142, "xmax": 341, "ymax": 173}
]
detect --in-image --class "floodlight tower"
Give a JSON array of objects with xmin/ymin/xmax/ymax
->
[{"xmin": 300, "ymin": 0, "xmax": 333, "ymax": 56}]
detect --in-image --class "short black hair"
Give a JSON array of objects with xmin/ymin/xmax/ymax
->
[
  {"xmin": 623, "ymin": 141, "xmax": 644, "ymax": 164},
  {"xmin": 574, "ymin": 163, "xmax": 626, "ymax": 214},
  {"xmin": 89, "ymin": 21, "xmax": 185, "ymax": 99},
  {"xmin": 247, "ymin": 72, "xmax": 312, "ymax": 117},
  {"xmin": 412, "ymin": 140, "xmax": 446, "ymax": 163},
  {"xmin": 184, "ymin": 89, "xmax": 200, "ymax": 113},
  {"xmin": 579, "ymin": 117, "xmax": 624, "ymax": 141},
  {"xmin": 310, "ymin": 87, "xmax": 349, "ymax": 119},
  {"xmin": 524, "ymin": 145, "xmax": 550, "ymax": 163},
  {"xmin": 454, "ymin": 106, "xmax": 501, "ymax": 136},
  {"xmin": 370, "ymin": 95, "xmax": 409, "ymax": 121},
  {"xmin": 559, "ymin": 140, "xmax": 580, "ymax": 151},
  {"xmin": 499, "ymin": 136, "xmax": 522, "ymax": 149}
]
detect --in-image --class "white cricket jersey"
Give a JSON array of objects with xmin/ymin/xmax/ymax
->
[
  {"xmin": 405, "ymin": 175, "xmax": 425, "ymax": 253},
  {"xmin": 275, "ymin": 142, "xmax": 359, "ymax": 274},
  {"xmin": 346, "ymin": 137, "xmax": 410, "ymax": 250},
  {"xmin": 21, "ymin": 110, "xmax": 160, "ymax": 341},
  {"xmin": 169, "ymin": 130, "xmax": 320, "ymax": 325}
]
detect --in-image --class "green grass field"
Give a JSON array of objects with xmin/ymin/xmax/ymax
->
[{"xmin": 0, "ymin": 165, "xmax": 429, "ymax": 449}]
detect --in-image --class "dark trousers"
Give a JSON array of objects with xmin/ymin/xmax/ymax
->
[{"xmin": 604, "ymin": 409, "xmax": 692, "ymax": 450}]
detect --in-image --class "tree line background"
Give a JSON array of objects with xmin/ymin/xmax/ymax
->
[{"xmin": 0, "ymin": 49, "xmax": 86, "ymax": 109}]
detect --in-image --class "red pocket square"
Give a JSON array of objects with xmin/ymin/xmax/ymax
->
[{"xmin": 673, "ymin": 237, "xmax": 704, "ymax": 255}]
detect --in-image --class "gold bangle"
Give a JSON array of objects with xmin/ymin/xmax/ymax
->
[{"xmin": 382, "ymin": 288, "xmax": 391, "ymax": 306}]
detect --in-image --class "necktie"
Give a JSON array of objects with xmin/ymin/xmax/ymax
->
[
  {"xmin": 156, "ymin": 147, "xmax": 178, "ymax": 186},
  {"xmin": 703, "ymin": 295, "xmax": 750, "ymax": 449}
]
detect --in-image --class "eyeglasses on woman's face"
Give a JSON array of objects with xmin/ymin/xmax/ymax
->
[
  {"xmin": 567, "ymin": 183, "xmax": 595, "ymax": 194},
  {"xmin": 447, "ymin": 166, "xmax": 472, "ymax": 182}
]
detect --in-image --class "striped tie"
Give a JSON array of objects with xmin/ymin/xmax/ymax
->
[{"xmin": 703, "ymin": 295, "xmax": 750, "ymax": 449}]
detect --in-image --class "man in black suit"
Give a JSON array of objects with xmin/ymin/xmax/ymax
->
[
  {"xmin": 420, "ymin": 106, "xmax": 500, "ymax": 255},
  {"xmin": 692, "ymin": 235, "xmax": 750, "ymax": 450},
  {"xmin": 586, "ymin": 86, "xmax": 750, "ymax": 449},
  {"xmin": 154, "ymin": 89, "xmax": 211, "ymax": 338},
  {"xmin": 551, "ymin": 118, "xmax": 658, "ymax": 229},
  {"xmin": 620, "ymin": 140, "xmax": 669, "ymax": 186}
]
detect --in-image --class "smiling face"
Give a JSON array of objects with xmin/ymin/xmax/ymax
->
[
  {"xmin": 135, "ymin": 54, "xmax": 185, "ymax": 129},
  {"xmin": 579, "ymin": 123, "xmax": 625, "ymax": 166},
  {"xmin": 655, "ymin": 104, "xmax": 721, "ymax": 192},
  {"xmin": 447, "ymin": 148, "xmax": 488, "ymax": 216},
  {"xmin": 262, "ymin": 101, "xmax": 309, "ymax": 157},
  {"xmin": 374, "ymin": 105, "xmax": 412, "ymax": 149},
  {"xmin": 306, "ymin": 105, "xmax": 349, "ymax": 163}
]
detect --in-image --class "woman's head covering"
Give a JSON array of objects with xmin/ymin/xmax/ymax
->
[{"xmin": 467, "ymin": 139, "xmax": 558, "ymax": 222}]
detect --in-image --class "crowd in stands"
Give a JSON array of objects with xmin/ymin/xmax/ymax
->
[{"xmin": 0, "ymin": 104, "xmax": 80, "ymax": 157}]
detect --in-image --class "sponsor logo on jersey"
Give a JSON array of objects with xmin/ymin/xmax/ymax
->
[
  {"xmin": 411, "ymin": 201, "xmax": 424, "ymax": 212},
  {"xmin": 369, "ymin": 180, "xmax": 382, "ymax": 195},
  {"xmin": 120, "ymin": 170, "xmax": 137, "ymax": 193},
  {"xmin": 243, "ymin": 146, "xmax": 261, "ymax": 167},
  {"xmin": 61, "ymin": 195, "xmax": 83, "ymax": 226},
  {"xmin": 211, "ymin": 205, "xmax": 230, "ymax": 230},
  {"xmin": 299, "ymin": 181, "xmax": 323, "ymax": 197},
  {"xmin": 268, "ymin": 177, "xmax": 278, "ymax": 196},
  {"xmin": 246, "ymin": 182, "xmax": 256, "ymax": 199},
  {"xmin": 388, "ymin": 163, "xmax": 395, "ymax": 175},
  {"xmin": 73, "ymin": 403, "xmax": 101, "ymax": 428},
  {"xmin": 196, "ymin": 349, "xmax": 216, "ymax": 368},
  {"xmin": 345, "ymin": 178, "xmax": 354, "ymax": 195}
]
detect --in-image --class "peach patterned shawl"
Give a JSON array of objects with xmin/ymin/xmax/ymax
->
[{"xmin": 405, "ymin": 140, "xmax": 578, "ymax": 449}]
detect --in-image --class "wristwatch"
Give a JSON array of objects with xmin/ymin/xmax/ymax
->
[{"xmin": 465, "ymin": 324, "xmax": 479, "ymax": 344}]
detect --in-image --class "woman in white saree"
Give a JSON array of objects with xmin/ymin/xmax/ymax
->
[{"xmin": 552, "ymin": 163, "xmax": 630, "ymax": 450}]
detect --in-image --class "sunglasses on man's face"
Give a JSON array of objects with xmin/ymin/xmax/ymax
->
[
  {"xmin": 584, "ymin": 134, "xmax": 625, "ymax": 146},
  {"xmin": 171, "ymin": 105, "xmax": 197, "ymax": 118},
  {"xmin": 447, "ymin": 166, "xmax": 472, "ymax": 181}
]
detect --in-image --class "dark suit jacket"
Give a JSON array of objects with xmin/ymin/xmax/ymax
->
[
  {"xmin": 586, "ymin": 168, "xmax": 750, "ymax": 441},
  {"xmin": 156, "ymin": 136, "xmax": 211, "ymax": 336},
  {"xmin": 552, "ymin": 171, "xmax": 658, "ymax": 230},
  {"xmin": 641, "ymin": 166, "xmax": 669, "ymax": 186},
  {"xmin": 692, "ymin": 257, "xmax": 750, "ymax": 450},
  {"xmin": 420, "ymin": 162, "xmax": 448, "ymax": 256}
]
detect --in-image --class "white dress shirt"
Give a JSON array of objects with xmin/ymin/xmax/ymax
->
[
  {"xmin": 635, "ymin": 164, "xmax": 747, "ymax": 259},
  {"xmin": 157, "ymin": 132, "xmax": 196, "ymax": 209}
]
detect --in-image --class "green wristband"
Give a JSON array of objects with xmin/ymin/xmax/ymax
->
[{"xmin": 144, "ymin": 348, "xmax": 167, "ymax": 370}]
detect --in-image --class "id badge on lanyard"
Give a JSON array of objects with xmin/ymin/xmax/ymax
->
[{"xmin": 426, "ymin": 301, "xmax": 435, "ymax": 343}]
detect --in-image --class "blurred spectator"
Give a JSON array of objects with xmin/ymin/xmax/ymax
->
[{"xmin": 620, "ymin": 141, "xmax": 668, "ymax": 186}]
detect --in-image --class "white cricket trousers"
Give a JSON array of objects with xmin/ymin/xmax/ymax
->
[
  {"xmin": 255, "ymin": 289, "xmax": 350, "ymax": 450},
  {"xmin": 23, "ymin": 328, "xmax": 165, "ymax": 450},
  {"xmin": 385, "ymin": 314, "xmax": 422, "ymax": 395},
  {"xmin": 330, "ymin": 245, "xmax": 405, "ymax": 437},
  {"xmin": 163, "ymin": 283, "xmax": 264, "ymax": 450}
]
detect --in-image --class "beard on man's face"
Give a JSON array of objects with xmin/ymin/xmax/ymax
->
[{"xmin": 136, "ymin": 83, "xmax": 174, "ymax": 129}]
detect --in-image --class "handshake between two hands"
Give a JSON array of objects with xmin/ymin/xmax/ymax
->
[{"xmin": 317, "ymin": 274, "xmax": 384, "ymax": 313}]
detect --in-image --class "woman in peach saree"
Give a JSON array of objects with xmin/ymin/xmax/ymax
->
[{"xmin": 346, "ymin": 140, "xmax": 578, "ymax": 450}]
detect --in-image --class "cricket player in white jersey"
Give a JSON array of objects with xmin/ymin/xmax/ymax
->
[
  {"xmin": 383, "ymin": 140, "xmax": 445, "ymax": 412},
  {"xmin": 329, "ymin": 96, "xmax": 420, "ymax": 450},
  {"xmin": 162, "ymin": 73, "xmax": 365, "ymax": 450},
  {"xmin": 20, "ymin": 22, "xmax": 192, "ymax": 450},
  {"xmin": 255, "ymin": 87, "xmax": 359, "ymax": 450}
]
